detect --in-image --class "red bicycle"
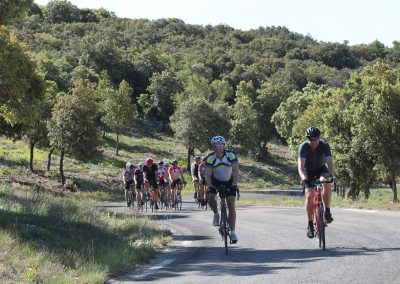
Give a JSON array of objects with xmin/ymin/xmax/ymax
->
[{"xmin": 309, "ymin": 177, "xmax": 336, "ymax": 250}]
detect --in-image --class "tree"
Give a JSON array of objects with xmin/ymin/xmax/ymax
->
[
  {"xmin": 0, "ymin": 0, "xmax": 33, "ymax": 24},
  {"xmin": 170, "ymin": 96, "xmax": 230, "ymax": 170},
  {"xmin": 0, "ymin": 26, "xmax": 45, "ymax": 130},
  {"xmin": 230, "ymin": 83, "xmax": 259, "ymax": 152},
  {"xmin": 22, "ymin": 81, "xmax": 57, "ymax": 172},
  {"xmin": 43, "ymin": 0, "xmax": 80, "ymax": 23},
  {"xmin": 48, "ymin": 81, "xmax": 100, "ymax": 185},
  {"xmin": 147, "ymin": 70, "xmax": 182, "ymax": 127},
  {"xmin": 100, "ymin": 80, "xmax": 138, "ymax": 155}
]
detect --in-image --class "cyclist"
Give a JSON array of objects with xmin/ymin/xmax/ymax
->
[
  {"xmin": 134, "ymin": 162, "xmax": 144, "ymax": 206},
  {"xmin": 191, "ymin": 156, "xmax": 202, "ymax": 202},
  {"xmin": 122, "ymin": 162, "xmax": 135, "ymax": 207},
  {"xmin": 143, "ymin": 158, "xmax": 159, "ymax": 210},
  {"xmin": 157, "ymin": 161, "xmax": 168, "ymax": 202},
  {"xmin": 205, "ymin": 136, "xmax": 239, "ymax": 243},
  {"xmin": 198, "ymin": 156, "xmax": 207, "ymax": 206},
  {"xmin": 168, "ymin": 160, "xmax": 184, "ymax": 206},
  {"xmin": 298, "ymin": 127, "xmax": 335, "ymax": 239}
]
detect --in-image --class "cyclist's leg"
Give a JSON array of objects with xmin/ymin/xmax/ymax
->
[
  {"xmin": 321, "ymin": 173, "xmax": 331, "ymax": 208},
  {"xmin": 226, "ymin": 196, "xmax": 236, "ymax": 231},
  {"xmin": 144, "ymin": 181, "xmax": 150, "ymax": 199},
  {"xmin": 305, "ymin": 186, "xmax": 315, "ymax": 222},
  {"xmin": 199, "ymin": 183, "xmax": 205, "ymax": 202},
  {"xmin": 136, "ymin": 182, "xmax": 143, "ymax": 204},
  {"xmin": 171, "ymin": 180, "xmax": 176, "ymax": 204}
]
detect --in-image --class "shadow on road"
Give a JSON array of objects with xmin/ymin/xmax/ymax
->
[{"xmin": 119, "ymin": 246, "xmax": 400, "ymax": 281}]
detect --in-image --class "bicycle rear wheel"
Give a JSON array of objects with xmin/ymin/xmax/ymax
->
[{"xmin": 318, "ymin": 203, "xmax": 325, "ymax": 250}]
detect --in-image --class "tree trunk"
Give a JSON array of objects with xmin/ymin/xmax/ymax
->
[
  {"xmin": 347, "ymin": 184, "xmax": 358, "ymax": 200},
  {"xmin": 29, "ymin": 142, "xmax": 35, "ymax": 173},
  {"xmin": 186, "ymin": 147, "xmax": 194, "ymax": 172},
  {"xmin": 60, "ymin": 147, "xmax": 65, "ymax": 185},
  {"xmin": 116, "ymin": 132, "xmax": 120, "ymax": 156},
  {"xmin": 389, "ymin": 173, "xmax": 398, "ymax": 202},
  {"xmin": 47, "ymin": 147, "xmax": 54, "ymax": 172}
]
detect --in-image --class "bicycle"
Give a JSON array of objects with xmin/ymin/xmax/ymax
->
[
  {"xmin": 307, "ymin": 177, "xmax": 336, "ymax": 251},
  {"xmin": 127, "ymin": 187, "xmax": 136, "ymax": 210},
  {"xmin": 174, "ymin": 185, "xmax": 182, "ymax": 211},
  {"xmin": 216, "ymin": 184, "xmax": 235, "ymax": 255}
]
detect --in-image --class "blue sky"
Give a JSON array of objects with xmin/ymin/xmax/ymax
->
[{"xmin": 34, "ymin": 0, "xmax": 399, "ymax": 47}]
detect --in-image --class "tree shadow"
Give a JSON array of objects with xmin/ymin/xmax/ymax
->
[{"xmin": 117, "ymin": 245, "xmax": 400, "ymax": 281}]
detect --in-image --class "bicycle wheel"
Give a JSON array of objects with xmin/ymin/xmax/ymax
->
[
  {"xmin": 319, "ymin": 202, "xmax": 325, "ymax": 250},
  {"xmin": 129, "ymin": 191, "xmax": 135, "ymax": 209},
  {"xmin": 222, "ymin": 207, "xmax": 229, "ymax": 255}
]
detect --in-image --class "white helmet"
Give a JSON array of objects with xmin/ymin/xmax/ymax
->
[
  {"xmin": 126, "ymin": 162, "xmax": 133, "ymax": 169},
  {"xmin": 211, "ymin": 135, "xmax": 226, "ymax": 146}
]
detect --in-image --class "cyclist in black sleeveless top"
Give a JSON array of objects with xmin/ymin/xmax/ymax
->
[{"xmin": 298, "ymin": 127, "xmax": 335, "ymax": 238}]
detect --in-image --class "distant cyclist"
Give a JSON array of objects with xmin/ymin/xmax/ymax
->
[
  {"xmin": 122, "ymin": 162, "xmax": 135, "ymax": 207},
  {"xmin": 168, "ymin": 160, "xmax": 184, "ymax": 206},
  {"xmin": 191, "ymin": 156, "xmax": 202, "ymax": 201},
  {"xmin": 205, "ymin": 136, "xmax": 239, "ymax": 243},
  {"xmin": 197, "ymin": 156, "xmax": 207, "ymax": 206},
  {"xmin": 298, "ymin": 127, "xmax": 335, "ymax": 238},
  {"xmin": 157, "ymin": 161, "xmax": 168, "ymax": 195},
  {"xmin": 134, "ymin": 162, "xmax": 144, "ymax": 205},
  {"xmin": 143, "ymin": 158, "xmax": 159, "ymax": 210}
]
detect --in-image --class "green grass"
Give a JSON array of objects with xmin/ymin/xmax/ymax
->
[{"xmin": 0, "ymin": 181, "xmax": 171, "ymax": 283}]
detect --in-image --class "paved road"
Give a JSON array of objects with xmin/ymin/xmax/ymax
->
[{"xmin": 106, "ymin": 194, "xmax": 400, "ymax": 284}]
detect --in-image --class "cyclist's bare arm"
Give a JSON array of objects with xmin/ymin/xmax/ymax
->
[
  {"xmin": 232, "ymin": 160, "xmax": 239, "ymax": 186},
  {"xmin": 298, "ymin": 157, "xmax": 307, "ymax": 181},
  {"xmin": 205, "ymin": 166, "xmax": 214, "ymax": 188},
  {"xmin": 326, "ymin": 156, "xmax": 334, "ymax": 176}
]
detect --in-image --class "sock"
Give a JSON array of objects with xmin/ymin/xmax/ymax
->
[{"xmin": 308, "ymin": 220, "xmax": 313, "ymax": 227}]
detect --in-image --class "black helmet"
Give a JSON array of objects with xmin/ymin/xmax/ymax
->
[{"xmin": 305, "ymin": 127, "xmax": 321, "ymax": 138}]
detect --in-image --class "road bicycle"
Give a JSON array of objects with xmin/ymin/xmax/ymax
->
[
  {"xmin": 174, "ymin": 185, "xmax": 182, "ymax": 211},
  {"xmin": 216, "ymin": 185, "xmax": 235, "ymax": 255},
  {"xmin": 307, "ymin": 177, "xmax": 336, "ymax": 250},
  {"xmin": 127, "ymin": 186, "xmax": 136, "ymax": 210}
]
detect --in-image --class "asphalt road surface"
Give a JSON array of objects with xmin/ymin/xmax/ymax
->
[{"xmin": 106, "ymin": 193, "xmax": 400, "ymax": 284}]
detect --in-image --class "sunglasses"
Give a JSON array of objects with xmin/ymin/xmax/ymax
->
[
  {"xmin": 213, "ymin": 143, "xmax": 224, "ymax": 149},
  {"xmin": 308, "ymin": 138, "xmax": 319, "ymax": 142}
]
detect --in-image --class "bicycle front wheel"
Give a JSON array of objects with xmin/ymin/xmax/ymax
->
[
  {"xmin": 318, "ymin": 202, "xmax": 325, "ymax": 250},
  {"xmin": 221, "ymin": 207, "xmax": 229, "ymax": 255}
]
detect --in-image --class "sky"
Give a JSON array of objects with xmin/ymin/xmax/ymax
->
[{"xmin": 34, "ymin": 0, "xmax": 399, "ymax": 47}]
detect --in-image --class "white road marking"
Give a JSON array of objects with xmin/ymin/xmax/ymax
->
[
  {"xmin": 181, "ymin": 240, "xmax": 192, "ymax": 247},
  {"xmin": 343, "ymin": 209, "xmax": 377, "ymax": 213},
  {"xmin": 134, "ymin": 259, "xmax": 175, "ymax": 279}
]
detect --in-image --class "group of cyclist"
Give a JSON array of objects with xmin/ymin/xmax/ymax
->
[
  {"xmin": 123, "ymin": 158, "xmax": 186, "ymax": 210},
  {"xmin": 122, "ymin": 127, "xmax": 335, "ymax": 242}
]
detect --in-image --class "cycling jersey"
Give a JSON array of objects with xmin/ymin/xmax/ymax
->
[
  {"xmin": 205, "ymin": 149, "xmax": 238, "ymax": 182},
  {"xmin": 123, "ymin": 168, "xmax": 135, "ymax": 182},
  {"xmin": 191, "ymin": 163, "xmax": 199, "ymax": 178},
  {"xmin": 198, "ymin": 162, "xmax": 206, "ymax": 179},
  {"xmin": 157, "ymin": 167, "xmax": 168, "ymax": 182},
  {"xmin": 298, "ymin": 140, "xmax": 332, "ymax": 171},
  {"xmin": 143, "ymin": 164, "xmax": 158, "ymax": 181},
  {"xmin": 168, "ymin": 166, "xmax": 182, "ymax": 181}
]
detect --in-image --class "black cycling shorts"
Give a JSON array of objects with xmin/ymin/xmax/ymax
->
[
  {"xmin": 125, "ymin": 180, "xmax": 134, "ymax": 190},
  {"xmin": 135, "ymin": 181, "xmax": 143, "ymax": 190},
  {"xmin": 207, "ymin": 180, "xmax": 237, "ymax": 197},
  {"xmin": 171, "ymin": 179, "xmax": 183, "ymax": 188},
  {"xmin": 304, "ymin": 166, "xmax": 329, "ymax": 188},
  {"xmin": 146, "ymin": 179, "xmax": 158, "ymax": 190}
]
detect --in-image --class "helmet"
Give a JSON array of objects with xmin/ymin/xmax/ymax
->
[
  {"xmin": 202, "ymin": 156, "xmax": 207, "ymax": 162},
  {"xmin": 211, "ymin": 135, "xmax": 226, "ymax": 146},
  {"xmin": 126, "ymin": 162, "xmax": 133, "ymax": 169},
  {"xmin": 305, "ymin": 127, "xmax": 321, "ymax": 138},
  {"xmin": 145, "ymin": 158, "xmax": 153, "ymax": 164},
  {"xmin": 195, "ymin": 156, "xmax": 201, "ymax": 161},
  {"xmin": 138, "ymin": 161, "xmax": 144, "ymax": 168},
  {"xmin": 172, "ymin": 160, "xmax": 178, "ymax": 166},
  {"xmin": 158, "ymin": 160, "xmax": 164, "ymax": 166}
]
